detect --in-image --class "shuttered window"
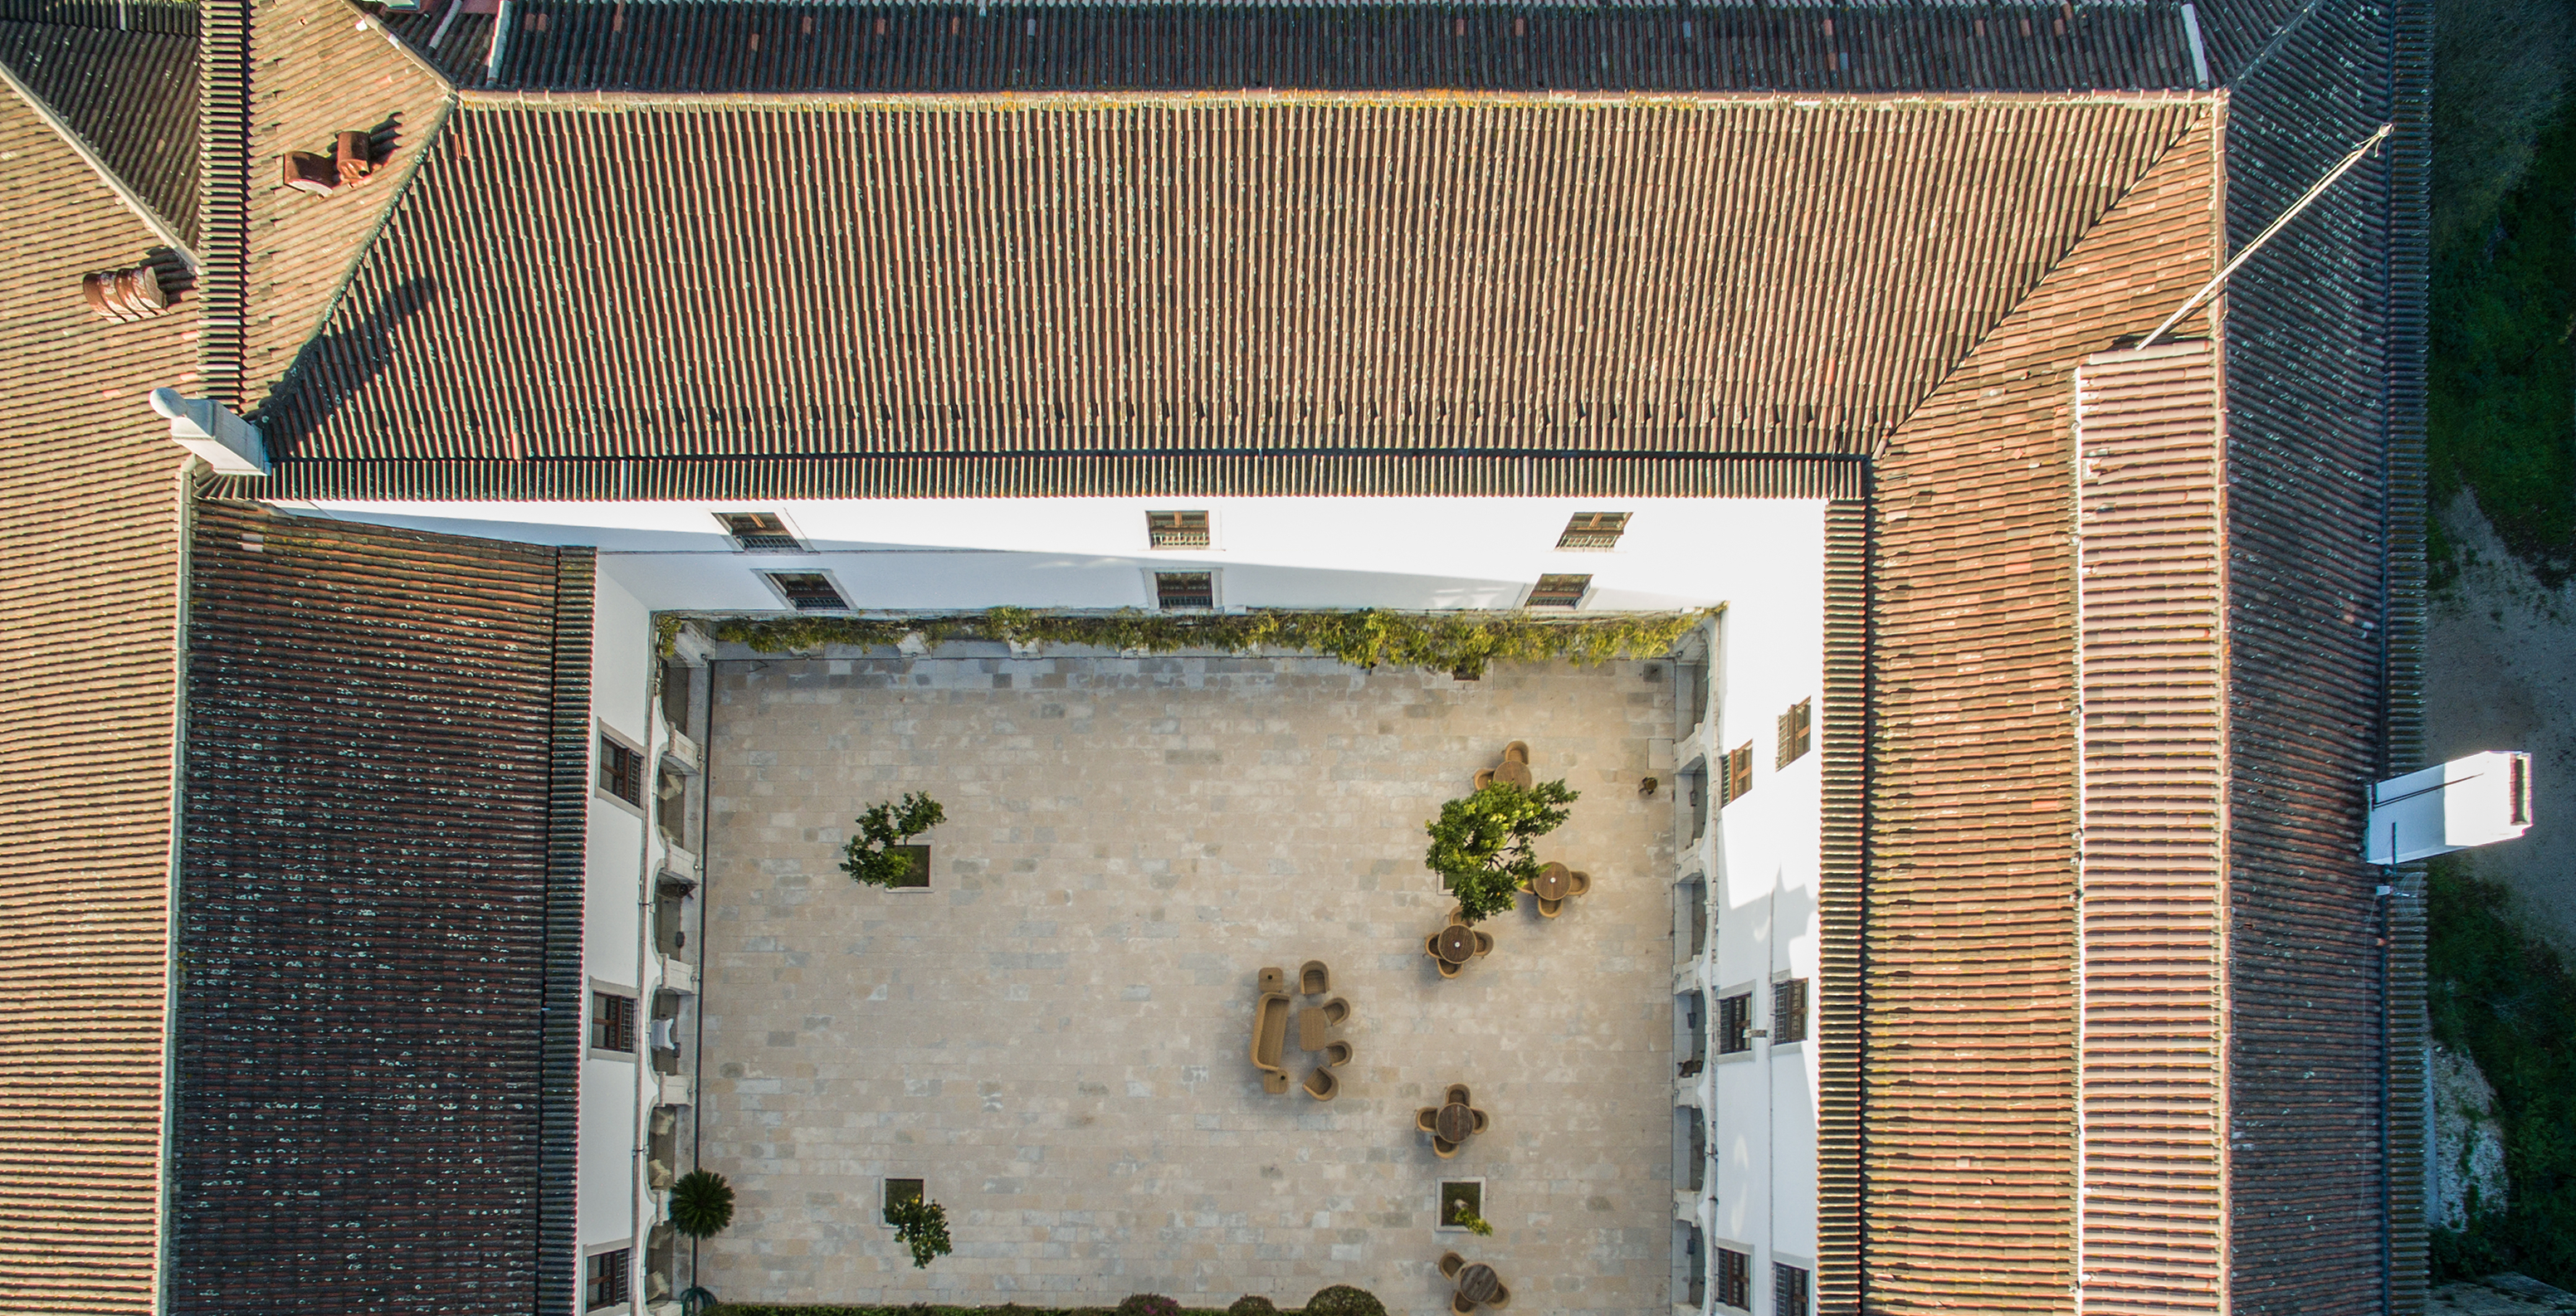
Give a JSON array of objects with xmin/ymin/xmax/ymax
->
[
  {"xmin": 1721, "ymin": 743, "xmax": 1754, "ymax": 805},
  {"xmin": 762, "ymin": 570, "xmax": 847, "ymax": 612},
  {"xmin": 1554, "ymin": 512, "xmax": 1630, "ymax": 550},
  {"xmin": 1155, "ymin": 572, "xmax": 1215, "ymax": 609},
  {"xmin": 599, "ymin": 735, "xmax": 644, "ymax": 806},
  {"xmin": 715, "ymin": 510, "xmax": 803, "ymax": 551},
  {"xmin": 1773, "ymin": 1263, "xmax": 1811, "ymax": 1316},
  {"xmin": 586, "ymin": 1249, "xmax": 631, "ymax": 1310},
  {"xmin": 1715, "ymin": 1247, "xmax": 1751, "ymax": 1309},
  {"xmin": 1528, "ymin": 573, "xmax": 1591, "ymax": 608},
  {"xmin": 1772, "ymin": 977, "xmax": 1809, "ymax": 1045},
  {"xmin": 1146, "ymin": 510, "xmax": 1211, "ymax": 548},
  {"xmin": 1717, "ymin": 992, "xmax": 1752, "ymax": 1055},
  {"xmin": 1776, "ymin": 697, "xmax": 1812, "ymax": 768}
]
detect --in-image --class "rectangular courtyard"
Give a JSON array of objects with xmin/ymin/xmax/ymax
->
[{"xmin": 698, "ymin": 651, "xmax": 1682, "ymax": 1314}]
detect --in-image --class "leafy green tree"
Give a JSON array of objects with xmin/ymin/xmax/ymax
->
[
  {"xmin": 886, "ymin": 1195, "xmax": 954, "ymax": 1270},
  {"xmin": 840, "ymin": 792, "xmax": 946, "ymax": 888},
  {"xmin": 1423, "ymin": 780, "xmax": 1578, "ymax": 924}
]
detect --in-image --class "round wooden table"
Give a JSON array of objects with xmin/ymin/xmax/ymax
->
[
  {"xmin": 1456, "ymin": 1263, "xmax": 1502, "ymax": 1306},
  {"xmin": 1436, "ymin": 1102, "xmax": 1476, "ymax": 1143},
  {"xmin": 1435, "ymin": 925, "xmax": 1476, "ymax": 964},
  {"xmin": 1493, "ymin": 759, "xmax": 1534, "ymax": 790},
  {"xmin": 1530, "ymin": 862, "xmax": 1572, "ymax": 902}
]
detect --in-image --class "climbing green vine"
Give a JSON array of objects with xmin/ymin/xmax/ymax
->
[{"xmin": 658, "ymin": 607, "xmax": 1713, "ymax": 675}]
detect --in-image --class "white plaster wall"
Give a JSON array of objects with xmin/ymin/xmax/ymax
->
[
  {"xmin": 582, "ymin": 573, "xmax": 654, "ymax": 1262},
  {"xmin": 278, "ymin": 496, "xmax": 1813, "ymax": 614},
  {"xmin": 1698, "ymin": 509, "xmax": 1824, "ymax": 1310},
  {"xmin": 583, "ymin": 1055, "xmax": 642, "ymax": 1250}
]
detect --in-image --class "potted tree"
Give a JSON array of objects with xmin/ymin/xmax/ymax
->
[
  {"xmin": 841, "ymin": 792, "xmax": 946, "ymax": 890},
  {"xmin": 1423, "ymin": 780, "xmax": 1578, "ymax": 924},
  {"xmin": 885, "ymin": 1192, "xmax": 954, "ymax": 1269}
]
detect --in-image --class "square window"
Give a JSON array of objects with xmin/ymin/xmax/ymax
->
[
  {"xmin": 1555, "ymin": 511, "xmax": 1630, "ymax": 551},
  {"xmin": 1773, "ymin": 977, "xmax": 1809, "ymax": 1045},
  {"xmin": 592, "ymin": 991, "xmax": 636, "ymax": 1053},
  {"xmin": 1773, "ymin": 1263, "xmax": 1812, "ymax": 1316},
  {"xmin": 1717, "ymin": 992, "xmax": 1752, "ymax": 1055},
  {"xmin": 1527, "ymin": 573, "xmax": 1591, "ymax": 608},
  {"xmin": 1776, "ymin": 698, "xmax": 1812, "ymax": 769},
  {"xmin": 1154, "ymin": 571, "xmax": 1215, "ymax": 610},
  {"xmin": 762, "ymin": 570, "xmax": 848, "ymax": 612},
  {"xmin": 883, "ymin": 1177, "xmax": 925, "ymax": 1224},
  {"xmin": 1146, "ymin": 510, "xmax": 1212, "ymax": 549},
  {"xmin": 1437, "ymin": 1180, "xmax": 1484, "ymax": 1231},
  {"xmin": 1715, "ymin": 1247, "xmax": 1752, "ymax": 1310},
  {"xmin": 586, "ymin": 1249, "xmax": 630, "ymax": 1311},
  {"xmin": 1721, "ymin": 743, "xmax": 1754, "ymax": 805},
  {"xmin": 715, "ymin": 510, "xmax": 804, "ymax": 552},
  {"xmin": 600, "ymin": 734, "xmax": 644, "ymax": 806}
]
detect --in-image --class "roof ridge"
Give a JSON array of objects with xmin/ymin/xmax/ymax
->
[
  {"xmin": 0, "ymin": 37, "xmax": 193, "ymax": 256},
  {"xmin": 1871, "ymin": 100, "xmax": 2216, "ymax": 458}
]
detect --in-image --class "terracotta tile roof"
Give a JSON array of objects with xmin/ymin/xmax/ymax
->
[
  {"xmin": 244, "ymin": 92, "xmax": 2202, "ymax": 501},
  {"xmin": 0, "ymin": 0, "xmax": 200, "ymax": 242},
  {"xmin": 0, "ymin": 68, "xmax": 196, "ymax": 1316},
  {"xmin": 1861, "ymin": 106, "xmax": 2219, "ymax": 1313},
  {"xmin": 173, "ymin": 500, "xmax": 590, "ymax": 1311},
  {"xmin": 237, "ymin": 0, "xmax": 454, "ymax": 408},
  {"xmin": 380, "ymin": 2, "xmax": 2209, "ymax": 96},
  {"xmin": 2073, "ymin": 341, "xmax": 2225, "ymax": 1312}
]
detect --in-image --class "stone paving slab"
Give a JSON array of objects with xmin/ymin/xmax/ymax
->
[{"xmin": 699, "ymin": 654, "xmax": 1678, "ymax": 1314}]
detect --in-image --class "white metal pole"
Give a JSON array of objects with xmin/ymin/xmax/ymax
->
[{"xmin": 2139, "ymin": 123, "xmax": 2394, "ymax": 349}]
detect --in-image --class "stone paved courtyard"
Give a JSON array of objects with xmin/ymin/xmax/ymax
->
[{"xmin": 699, "ymin": 652, "xmax": 1680, "ymax": 1314}]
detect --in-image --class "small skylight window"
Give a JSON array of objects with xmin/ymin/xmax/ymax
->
[
  {"xmin": 1555, "ymin": 512, "xmax": 1630, "ymax": 551},
  {"xmin": 1155, "ymin": 572, "xmax": 1216, "ymax": 611},
  {"xmin": 1527, "ymin": 574, "xmax": 1591, "ymax": 608},
  {"xmin": 1146, "ymin": 510, "xmax": 1212, "ymax": 549},
  {"xmin": 716, "ymin": 511, "xmax": 805, "ymax": 552},
  {"xmin": 762, "ymin": 571, "xmax": 848, "ymax": 612}
]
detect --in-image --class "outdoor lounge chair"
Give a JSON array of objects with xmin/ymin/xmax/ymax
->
[
  {"xmin": 1470, "ymin": 1108, "xmax": 1489, "ymax": 1133},
  {"xmin": 1417, "ymin": 1108, "xmax": 1441, "ymax": 1133},
  {"xmin": 1303, "ymin": 1067, "xmax": 1339, "ymax": 1100},
  {"xmin": 1324, "ymin": 1041, "xmax": 1353, "ymax": 1067},
  {"xmin": 1320, "ymin": 997, "xmax": 1351, "ymax": 1027},
  {"xmin": 1432, "ymin": 953, "xmax": 1462, "ymax": 980},
  {"xmin": 1503, "ymin": 741, "xmax": 1530, "ymax": 766},
  {"xmin": 1432, "ymin": 1135, "xmax": 1460, "ymax": 1158},
  {"xmin": 1447, "ymin": 1084, "xmax": 1472, "ymax": 1107},
  {"xmin": 1486, "ymin": 1284, "xmax": 1510, "ymax": 1309},
  {"xmin": 1471, "ymin": 929, "xmax": 1495, "ymax": 957},
  {"xmin": 1472, "ymin": 768, "xmax": 1494, "ymax": 790},
  {"xmin": 1568, "ymin": 870, "xmax": 1592, "ymax": 896},
  {"xmin": 1300, "ymin": 960, "xmax": 1329, "ymax": 996},
  {"xmin": 1451, "ymin": 1293, "xmax": 1478, "ymax": 1314},
  {"xmin": 1440, "ymin": 1253, "xmax": 1465, "ymax": 1280},
  {"xmin": 1536, "ymin": 897, "xmax": 1563, "ymax": 919}
]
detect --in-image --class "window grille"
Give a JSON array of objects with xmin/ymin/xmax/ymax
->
[
  {"xmin": 592, "ymin": 992, "xmax": 636, "ymax": 1052},
  {"xmin": 763, "ymin": 571, "xmax": 847, "ymax": 612},
  {"xmin": 1155, "ymin": 572, "xmax": 1215, "ymax": 610},
  {"xmin": 715, "ymin": 511, "xmax": 803, "ymax": 551},
  {"xmin": 600, "ymin": 735, "xmax": 644, "ymax": 805},
  {"xmin": 1777, "ymin": 698, "xmax": 1812, "ymax": 769},
  {"xmin": 1555, "ymin": 511, "xmax": 1630, "ymax": 550},
  {"xmin": 1715, "ymin": 1247, "xmax": 1752, "ymax": 1310},
  {"xmin": 1773, "ymin": 1263, "xmax": 1812, "ymax": 1316},
  {"xmin": 1773, "ymin": 977, "xmax": 1809, "ymax": 1045},
  {"xmin": 1146, "ymin": 510, "xmax": 1212, "ymax": 549},
  {"xmin": 1717, "ymin": 992, "xmax": 1752, "ymax": 1055},
  {"xmin": 1527, "ymin": 573, "xmax": 1591, "ymax": 608}
]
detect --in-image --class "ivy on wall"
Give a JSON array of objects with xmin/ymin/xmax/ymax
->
[{"xmin": 659, "ymin": 607, "xmax": 1713, "ymax": 676}]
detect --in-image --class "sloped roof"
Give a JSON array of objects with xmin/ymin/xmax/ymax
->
[
  {"xmin": 173, "ymin": 500, "xmax": 588, "ymax": 1313},
  {"xmin": 383, "ymin": 2, "xmax": 2209, "ymax": 95},
  {"xmin": 0, "ymin": 0, "xmax": 201, "ymax": 242},
  {"xmin": 1856, "ymin": 105, "xmax": 2217, "ymax": 1311},
  {"xmin": 246, "ymin": 91, "xmax": 2204, "ymax": 500},
  {"xmin": 239, "ymin": 0, "xmax": 455, "ymax": 406},
  {"xmin": 0, "ymin": 61, "xmax": 196, "ymax": 1316}
]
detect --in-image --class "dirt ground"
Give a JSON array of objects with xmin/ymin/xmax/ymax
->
[{"xmin": 2424, "ymin": 494, "xmax": 2576, "ymax": 953}]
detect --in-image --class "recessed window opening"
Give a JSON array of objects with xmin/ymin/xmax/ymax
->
[
  {"xmin": 1555, "ymin": 511, "xmax": 1630, "ymax": 550},
  {"xmin": 1145, "ymin": 509, "xmax": 1212, "ymax": 549},
  {"xmin": 1773, "ymin": 1262, "xmax": 1812, "ymax": 1316},
  {"xmin": 1773, "ymin": 977, "xmax": 1809, "ymax": 1045},
  {"xmin": 1155, "ymin": 571, "xmax": 1215, "ymax": 610},
  {"xmin": 1674, "ymin": 1107, "xmax": 1706, "ymax": 1192},
  {"xmin": 1777, "ymin": 697, "xmax": 1812, "ymax": 768},
  {"xmin": 1437, "ymin": 1179, "xmax": 1484, "ymax": 1231},
  {"xmin": 1676, "ymin": 991, "xmax": 1707, "ymax": 1075},
  {"xmin": 1527, "ymin": 573, "xmax": 1591, "ymax": 608},
  {"xmin": 1716, "ymin": 991, "xmax": 1752, "ymax": 1055},
  {"xmin": 591, "ymin": 990, "xmax": 636, "ymax": 1053},
  {"xmin": 600, "ymin": 734, "xmax": 644, "ymax": 806},
  {"xmin": 883, "ymin": 1177, "xmax": 925, "ymax": 1223},
  {"xmin": 2511, "ymin": 753, "xmax": 2530, "ymax": 826},
  {"xmin": 1675, "ymin": 1222, "xmax": 1708, "ymax": 1308},
  {"xmin": 1721, "ymin": 743, "xmax": 1754, "ymax": 805},
  {"xmin": 763, "ymin": 570, "xmax": 848, "ymax": 612},
  {"xmin": 586, "ymin": 1248, "xmax": 631, "ymax": 1311},
  {"xmin": 715, "ymin": 510, "xmax": 805, "ymax": 551},
  {"xmin": 1715, "ymin": 1246, "xmax": 1752, "ymax": 1310}
]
